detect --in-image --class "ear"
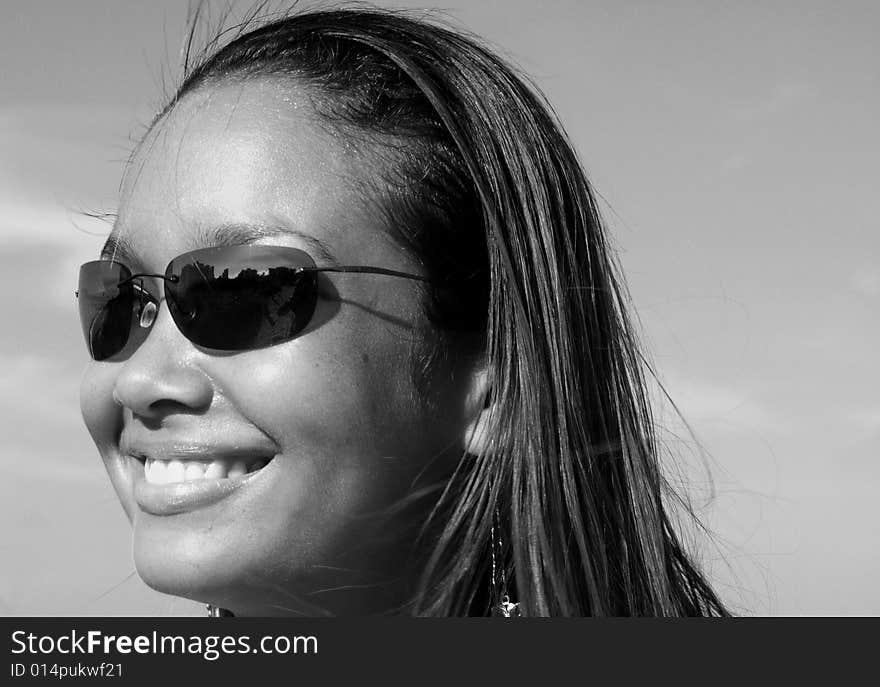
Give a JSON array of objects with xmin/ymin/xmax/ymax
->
[{"xmin": 461, "ymin": 365, "xmax": 496, "ymax": 457}]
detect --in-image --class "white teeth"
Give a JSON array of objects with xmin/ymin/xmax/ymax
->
[
  {"xmin": 166, "ymin": 460, "xmax": 185, "ymax": 484},
  {"xmin": 228, "ymin": 460, "xmax": 247, "ymax": 478},
  {"xmin": 146, "ymin": 459, "xmax": 167, "ymax": 485},
  {"xmin": 205, "ymin": 461, "xmax": 227, "ymax": 480},
  {"xmin": 143, "ymin": 457, "xmax": 269, "ymax": 485},
  {"xmin": 184, "ymin": 463, "xmax": 205, "ymax": 481}
]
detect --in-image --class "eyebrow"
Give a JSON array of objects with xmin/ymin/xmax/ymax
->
[{"xmin": 100, "ymin": 223, "xmax": 341, "ymax": 267}]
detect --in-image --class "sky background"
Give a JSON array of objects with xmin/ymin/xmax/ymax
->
[{"xmin": 0, "ymin": 0, "xmax": 877, "ymax": 616}]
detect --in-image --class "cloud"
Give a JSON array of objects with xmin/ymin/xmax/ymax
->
[
  {"xmin": 650, "ymin": 374, "xmax": 781, "ymax": 435},
  {"xmin": 849, "ymin": 266, "xmax": 880, "ymax": 296},
  {"xmin": 846, "ymin": 407, "xmax": 880, "ymax": 435},
  {"xmin": 0, "ymin": 102, "xmax": 129, "ymax": 247},
  {"xmin": 720, "ymin": 152, "xmax": 749, "ymax": 174},
  {"xmin": 0, "ymin": 353, "xmax": 85, "ymax": 431},
  {"xmin": 732, "ymin": 82, "xmax": 815, "ymax": 123},
  {"xmin": 1, "ymin": 439, "xmax": 100, "ymax": 487},
  {"xmin": 0, "ymin": 239, "xmax": 102, "ymax": 359},
  {"xmin": 0, "ymin": 351, "xmax": 98, "ymax": 487},
  {"xmin": 0, "ymin": 199, "xmax": 111, "ymax": 247}
]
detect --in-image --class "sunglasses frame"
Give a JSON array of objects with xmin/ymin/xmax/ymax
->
[{"xmin": 77, "ymin": 244, "xmax": 431, "ymax": 360}]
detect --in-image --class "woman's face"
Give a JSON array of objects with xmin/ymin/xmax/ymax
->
[{"xmin": 80, "ymin": 80, "xmax": 477, "ymax": 615}]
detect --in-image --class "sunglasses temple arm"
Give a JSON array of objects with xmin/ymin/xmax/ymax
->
[
  {"xmin": 310, "ymin": 266, "xmax": 431, "ymax": 282},
  {"xmin": 123, "ymin": 267, "xmax": 429, "ymax": 283}
]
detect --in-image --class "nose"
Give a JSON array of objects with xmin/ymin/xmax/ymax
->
[{"xmin": 112, "ymin": 301, "xmax": 213, "ymax": 419}]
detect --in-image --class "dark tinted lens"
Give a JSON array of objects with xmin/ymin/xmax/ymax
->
[
  {"xmin": 77, "ymin": 261, "xmax": 134, "ymax": 360},
  {"xmin": 165, "ymin": 245, "xmax": 319, "ymax": 351}
]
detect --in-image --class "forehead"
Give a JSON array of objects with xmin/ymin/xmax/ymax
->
[{"xmin": 113, "ymin": 79, "xmax": 379, "ymax": 267}]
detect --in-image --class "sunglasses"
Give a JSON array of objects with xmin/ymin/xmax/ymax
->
[{"xmin": 77, "ymin": 244, "xmax": 429, "ymax": 361}]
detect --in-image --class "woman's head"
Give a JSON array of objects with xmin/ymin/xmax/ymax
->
[{"xmin": 80, "ymin": 7, "xmax": 726, "ymax": 616}]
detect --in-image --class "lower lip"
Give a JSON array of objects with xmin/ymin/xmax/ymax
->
[{"xmin": 132, "ymin": 458, "xmax": 272, "ymax": 516}]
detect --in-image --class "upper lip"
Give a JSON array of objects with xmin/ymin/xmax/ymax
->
[{"xmin": 120, "ymin": 435, "xmax": 278, "ymax": 463}]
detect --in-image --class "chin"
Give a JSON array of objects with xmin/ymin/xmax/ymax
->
[
  {"xmin": 133, "ymin": 517, "xmax": 251, "ymax": 605},
  {"xmin": 128, "ymin": 503, "xmax": 417, "ymax": 616},
  {"xmin": 130, "ymin": 519, "xmax": 338, "ymax": 616}
]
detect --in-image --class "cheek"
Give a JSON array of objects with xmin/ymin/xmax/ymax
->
[
  {"xmin": 188, "ymin": 324, "xmax": 435, "ymax": 583},
  {"xmin": 80, "ymin": 362, "xmax": 135, "ymax": 519},
  {"xmin": 216, "ymin": 322, "xmax": 434, "ymax": 520},
  {"xmin": 225, "ymin": 319, "xmax": 422, "ymax": 455}
]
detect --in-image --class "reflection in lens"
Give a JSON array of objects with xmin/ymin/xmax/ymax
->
[
  {"xmin": 78, "ymin": 262, "xmax": 134, "ymax": 361},
  {"xmin": 138, "ymin": 301, "xmax": 158, "ymax": 329},
  {"xmin": 166, "ymin": 255, "xmax": 319, "ymax": 350},
  {"xmin": 88, "ymin": 294, "xmax": 132, "ymax": 360}
]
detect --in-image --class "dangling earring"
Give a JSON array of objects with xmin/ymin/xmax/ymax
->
[
  {"xmin": 206, "ymin": 604, "xmax": 233, "ymax": 617},
  {"xmin": 490, "ymin": 508, "xmax": 521, "ymax": 617}
]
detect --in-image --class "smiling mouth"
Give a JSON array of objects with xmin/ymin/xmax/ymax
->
[
  {"xmin": 127, "ymin": 446, "xmax": 277, "ymax": 516},
  {"xmin": 141, "ymin": 456, "xmax": 272, "ymax": 485}
]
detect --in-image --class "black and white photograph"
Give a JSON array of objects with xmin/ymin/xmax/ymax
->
[{"xmin": 1, "ymin": 0, "xmax": 877, "ymax": 625}]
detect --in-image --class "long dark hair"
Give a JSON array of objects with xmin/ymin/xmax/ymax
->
[{"xmin": 160, "ymin": 4, "xmax": 728, "ymax": 616}]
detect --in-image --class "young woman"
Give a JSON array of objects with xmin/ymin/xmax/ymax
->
[{"xmin": 77, "ymin": 6, "xmax": 728, "ymax": 617}]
